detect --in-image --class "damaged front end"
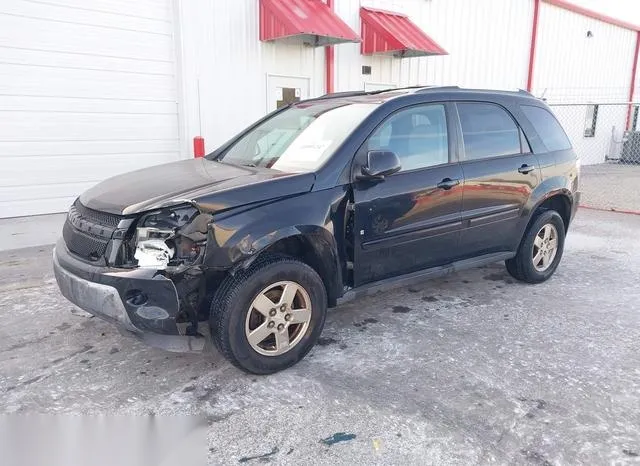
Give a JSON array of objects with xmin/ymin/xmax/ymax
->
[
  {"xmin": 132, "ymin": 204, "xmax": 207, "ymax": 270},
  {"xmin": 54, "ymin": 199, "xmax": 218, "ymax": 352},
  {"xmin": 123, "ymin": 203, "xmax": 215, "ymax": 338}
]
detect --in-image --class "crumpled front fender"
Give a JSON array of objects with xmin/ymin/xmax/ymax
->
[{"xmin": 203, "ymin": 187, "xmax": 349, "ymax": 301}]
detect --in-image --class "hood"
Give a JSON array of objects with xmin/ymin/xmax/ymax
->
[{"xmin": 79, "ymin": 158, "xmax": 315, "ymax": 215}]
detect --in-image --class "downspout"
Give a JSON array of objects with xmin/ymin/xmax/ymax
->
[
  {"xmin": 325, "ymin": 0, "xmax": 335, "ymax": 94},
  {"xmin": 526, "ymin": 0, "xmax": 541, "ymax": 92},
  {"xmin": 626, "ymin": 31, "xmax": 640, "ymax": 129}
]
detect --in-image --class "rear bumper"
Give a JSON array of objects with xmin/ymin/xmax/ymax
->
[{"xmin": 53, "ymin": 239, "xmax": 205, "ymax": 352}]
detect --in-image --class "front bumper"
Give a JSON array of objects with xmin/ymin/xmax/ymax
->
[{"xmin": 53, "ymin": 239, "xmax": 205, "ymax": 352}]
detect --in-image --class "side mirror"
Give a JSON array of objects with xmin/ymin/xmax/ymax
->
[{"xmin": 359, "ymin": 150, "xmax": 401, "ymax": 180}]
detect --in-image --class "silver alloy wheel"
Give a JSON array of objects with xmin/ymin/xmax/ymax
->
[
  {"xmin": 532, "ymin": 223, "xmax": 558, "ymax": 272},
  {"xmin": 244, "ymin": 281, "xmax": 312, "ymax": 356}
]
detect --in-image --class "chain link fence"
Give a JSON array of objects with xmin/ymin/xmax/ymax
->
[{"xmin": 548, "ymin": 102, "xmax": 640, "ymax": 213}]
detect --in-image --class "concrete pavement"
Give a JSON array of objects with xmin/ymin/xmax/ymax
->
[{"xmin": 0, "ymin": 208, "xmax": 639, "ymax": 465}]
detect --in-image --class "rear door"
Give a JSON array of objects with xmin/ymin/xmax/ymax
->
[
  {"xmin": 455, "ymin": 102, "xmax": 540, "ymax": 257},
  {"xmin": 352, "ymin": 103, "xmax": 464, "ymax": 286}
]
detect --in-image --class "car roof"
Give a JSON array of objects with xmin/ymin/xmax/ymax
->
[{"xmin": 298, "ymin": 85, "xmax": 542, "ymax": 106}]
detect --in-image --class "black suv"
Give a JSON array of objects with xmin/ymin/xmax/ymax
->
[{"xmin": 54, "ymin": 87, "xmax": 580, "ymax": 374}]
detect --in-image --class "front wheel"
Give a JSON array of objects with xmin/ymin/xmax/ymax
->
[
  {"xmin": 505, "ymin": 210, "xmax": 565, "ymax": 284},
  {"xmin": 210, "ymin": 255, "xmax": 327, "ymax": 374}
]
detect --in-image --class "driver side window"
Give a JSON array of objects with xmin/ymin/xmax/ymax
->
[{"xmin": 367, "ymin": 104, "xmax": 449, "ymax": 172}]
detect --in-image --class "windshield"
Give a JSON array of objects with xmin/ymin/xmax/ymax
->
[{"xmin": 216, "ymin": 101, "xmax": 379, "ymax": 172}]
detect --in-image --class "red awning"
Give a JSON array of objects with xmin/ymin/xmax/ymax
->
[
  {"xmin": 360, "ymin": 7, "xmax": 447, "ymax": 58},
  {"xmin": 260, "ymin": 0, "xmax": 360, "ymax": 47}
]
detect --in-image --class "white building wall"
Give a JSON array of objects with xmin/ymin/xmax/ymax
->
[
  {"xmin": 334, "ymin": 0, "xmax": 534, "ymax": 92},
  {"xmin": 533, "ymin": 2, "xmax": 637, "ymax": 102},
  {"xmin": 176, "ymin": 0, "xmax": 638, "ymax": 166},
  {"xmin": 178, "ymin": 0, "xmax": 537, "ymax": 153},
  {"xmin": 0, "ymin": 0, "xmax": 180, "ymax": 218},
  {"xmin": 636, "ymin": 43, "xmax": 640, "ymax": 101},
  {"xmin": 2, "ymin": 0, "xmax": 638, "ymax": 218},
  {"xmin": 534, "ymin": 2, "xmax": 638, "ymax": 164},
  {"xmin": 633, "ymin": 38, "xmax": 640, "ymax": 131},
  {"xmin": 176, "ymin": 0, "xmax": 325, "ymax": 152}
]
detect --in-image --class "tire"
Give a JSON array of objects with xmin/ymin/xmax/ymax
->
[
  {"xmin": 504, "ymin": 257, "xmax": 524, "ymax": 281},
  {"xmin": 505, "ymin": 210, "xmax": 565, "ymax": 284},
  {"xmin": 210, "ymin": 254, "xmax": 327, "ymax": 374}
]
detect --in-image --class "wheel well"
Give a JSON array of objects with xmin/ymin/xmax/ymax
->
[
  {"xmin": 259, "ymin": 235, "xmax": 339, "ymax": 306},
  {"xmin": 537, "ymin": 194, "xmax": 571, "ymax": 231}
]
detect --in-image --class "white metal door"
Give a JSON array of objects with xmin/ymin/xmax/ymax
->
[
  {"xmin": 266, "ymin": 75, "xmax": 310, "ymax": 112},
  {"xmin": 0, "ymin": 0, "xmax": 180, "ymax": 218}
]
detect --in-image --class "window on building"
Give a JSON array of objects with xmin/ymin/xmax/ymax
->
[
  {"xmin": 367, "ymin": 104, "xmax": 449, "ymax": 171},
  {"xmin": 457, "ymin": 103, "xmax": 521, "ymax": 160},
  {"xmin": 521, "ymin": 105, "xmax": 572, "ymax": 152},
  {"xmin": 583, "ymin": 104, "xmax": 598, "ymax": 137}
]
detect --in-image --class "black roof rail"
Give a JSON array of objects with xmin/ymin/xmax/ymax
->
[
  {"xmin": 316, "ymin": 90, "xmax": 369, "ymax": 100},
  {"xmin": 517, "ymin": 88, "xmax": 534, "ymax": 96},
  {"xmin": 307, "ymin": 86, "xmax": 539, "ymax": 104},
  {"xmin": 308, "ymin": 84, "xmax": 514, "ymax": 103},
  {"xmin": 414, "ymin": 85, "xmax": 461, "ymax": 93},
  {"xmin": 316, "ymin": 86, "xmax": 414, "ymax": 100},
  {"xmin": 306, "ymin": 89, "xmax": 393, "ymax": 103}
]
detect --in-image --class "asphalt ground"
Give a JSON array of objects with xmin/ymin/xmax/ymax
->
[
  {"xmin": 0, "ymin": 208, "xmax": 639, "ymax": 465},
  {"xmin": 580, "ymin": 163, "xmax": 640, "ymax": 213}
]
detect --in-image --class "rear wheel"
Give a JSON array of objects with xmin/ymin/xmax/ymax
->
[
  {"xmin": 505, "ymin": 210, "xmax": 565, "ymax": 284},
  {"xmin": 210, "ymin": 255, "xmax": 327, "ymax": 374}
]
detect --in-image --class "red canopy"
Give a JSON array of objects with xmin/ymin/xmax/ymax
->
[
  {"xmin": 360, "ymin": 7, "xmax": 447, "ymax": 58},
  {"xmin": 260, "ymin": 0, "xmax": 360, "ymax": 47}
]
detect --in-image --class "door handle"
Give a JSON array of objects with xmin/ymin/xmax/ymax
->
[
  {"xmin": 437, "ymin": 178, "xmax": 460, "ymax": 190},
  {"xmin": 518, "ymin": 164, "xmax": 535, "ymax": 174}
]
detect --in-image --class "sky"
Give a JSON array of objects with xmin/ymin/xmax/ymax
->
[{"xmin": 571, "ymin": 0, "xmax": 640, "ymax": 24}]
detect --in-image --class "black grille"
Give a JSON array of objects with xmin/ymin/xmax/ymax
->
[
  {"xmin": 63, "ymin": 220, "xmax": 109, "ymax": 260},
  {"xmin": 63, "ymin": 200, "xmax": 124, "ymax": 261},
  {"xmin": 71, "ymin": 200, "xmax": 122, "ymax": 227}
]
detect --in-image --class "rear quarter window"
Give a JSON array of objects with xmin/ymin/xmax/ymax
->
[{"xmin": 521, "ymin": 105, "xmax": 572, "ymax": 152}]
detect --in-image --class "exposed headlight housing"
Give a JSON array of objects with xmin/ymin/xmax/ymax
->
[
  {"xmin": 133, "ymin": 204, "xmax": 206, "ymax": 269},
  {"xmin": 134, "ymin": 237, "xmax": 175, "ymax": 269}
]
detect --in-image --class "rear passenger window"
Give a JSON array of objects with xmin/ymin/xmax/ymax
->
[
  {"xmin": 521, "ymin": 105, "xmax": 572, "ymax": 152},
  {"xmin": 457, "ymin": 103, "xmax": 521, "ymax": 160}
]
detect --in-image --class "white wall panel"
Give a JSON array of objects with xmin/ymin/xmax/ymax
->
[
  {"xmin": 634, "ymin": 39, "xmax": 640, "ymax": 102},
  {"xmin": 335, "ymin": 0, "xmax": 533, "ymax": 92},
  {"xmin": 178, "ymin": 0, "xmax": 536, "ymax": 154},
  {"xmin": 14, "ymin": 0, "xmax": 174, "ymax": 21},
  {"xmin": 533, "ymin": 2, "xmax": 637, "ymax": 103},
  {"xmin": 5, "ymin": 0, "xmax": 637, "ymax": 217},
  {"xmin": 177, "ymin": 0, "xmax": 324, "ymax": 152},
  {"xmin": 0, "ymin": 0, "xmax": 180, "ymax": 218},
  {"xmin": 0, "ymin": 14, "xmax": 175, "ymax": 62},
  {"xmin": 534, "ymin": 2, "xmax": 638, "ymax": 164},
  {"xmin": 1, "ymin": 1, "xmax": 174, "ymax": 35}
]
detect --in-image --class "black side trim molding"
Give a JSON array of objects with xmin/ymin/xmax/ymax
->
[
  {"xmin": 362, "ymin": 220, "xmax": 462, "ymax": 250},
  {"xmin": 336, "ymin": 251, "xmax": 515, "ymax": 305}
]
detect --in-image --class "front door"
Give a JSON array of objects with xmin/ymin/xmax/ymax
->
[
  {"xmin": 353, "ymin": 103, "xmax": 464, "ymax": 286},
  {"xmin": 266, "ymin": 75, "xmax": 310, "ymax": 112},
  {"xmin": 455, "ymin": 102, "xmax": 541, "ymax": 257}
]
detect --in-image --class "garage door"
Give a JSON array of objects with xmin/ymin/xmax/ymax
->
[{"xmin": 0, "ymin": 0, "xmax": 181, "ymax": 218}]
